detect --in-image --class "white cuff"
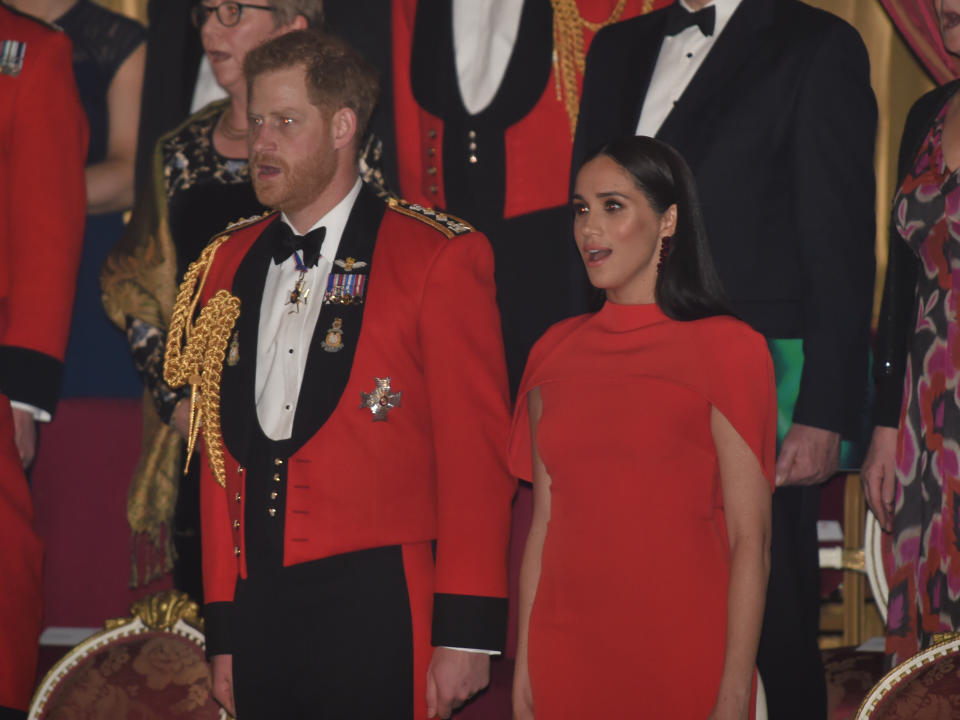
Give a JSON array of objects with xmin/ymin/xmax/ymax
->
[
  {"xmin": 440, "ymin": 646, "xmax": 500, "ymax": 656},
  {"xmin": 9, "ymin": 400, "xmax": 51, "ymax": 423}
]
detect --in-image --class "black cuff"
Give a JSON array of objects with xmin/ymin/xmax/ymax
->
[
  {"xmin": 431, "ymin": 593, "xmax": 508, "ymax": 652},
  {"xmin": 0, "ymin": 706, "xmax": 27, "ymax": 720},
  {"xmin": 0, "ymin": 346, "xmax": 63, "ymax": 415},
  {"xmin": 203, "ymin": 601, "xmax": 234, "ymax": 658}
]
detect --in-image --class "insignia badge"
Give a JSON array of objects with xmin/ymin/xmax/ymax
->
[
  {"xmin": 0, "ymin": 40, "xmax": 26, "ymax": 77},
  {"xmin": 334, "ymin": 257, "xmax": 368, "ymax": 272},
  {"xmin": 287, "ymin": 273, "xmax": 310, "ymax": 312},
  {"xmin": 324, "ymin": 272, "xmax": 367, "ymax": 306},
  {"xmin": 321, "ymin": 317, "xmax": 344, "ymax": 353},
  {"xmin": 360, "ymin": 377, "xmax": 402, "ymax": 422},
  {"xmin": 226, "ymin": 329, "xmax": 240, "ymax": 366}
]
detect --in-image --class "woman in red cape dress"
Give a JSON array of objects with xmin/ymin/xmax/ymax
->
[{"xmin": 509, "ymin": 137, "xmax": 777, "ymax": 720}]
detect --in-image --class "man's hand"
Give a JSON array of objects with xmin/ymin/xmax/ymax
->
[
  {"xmin": 211, "ymin": 654, "xmax": 236, "ymax": 717},
  {"xmin": 775, "ymin": 423, "xmax": 841, "ymax": 487},
  {"xmin": 171, "ymin": 398, "xmax": 191, "ymax": 439},
  {"xmin": 426, "ymin": 647, "xmax": 490, "ymax": 719},
  {"xmin": 11, "ymin": 406, "xmax": 37, "ymax": 469},
  {"xmin": 861, "ymin": 426, "xmax": 898, "ymax": 532}
]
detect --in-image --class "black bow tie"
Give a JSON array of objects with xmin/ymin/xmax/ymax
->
[
  {"xmin": 665, "ymin": 3, "xmax": 716, "ymax": 37},
  {"xmin": 270, "ymin": 221, "xmax": 325, "ymax": 267}
]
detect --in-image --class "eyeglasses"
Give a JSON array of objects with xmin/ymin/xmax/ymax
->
[{"xmin": 191, "ymin": 2, "xmax": 277, "ymax": 29}]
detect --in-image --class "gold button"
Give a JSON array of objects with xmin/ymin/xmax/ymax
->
[
  {"xmin": 274, "ymin": 458, "xmax": 283, "ymax": 466},
  {"xmin": 427, "ymin": 147, "xmax": 435, "ymax": 157},
  {"xmin": 427, "ymin": 166, "xmax": 437, "ymax": 176},
  {"xmin": 235, "ymin": 493, "xmax": 241, "ymax": 503},
  {"xmin": 270, "ymin": 491, "xmax": 278, "ymax": 500},
  {"xmin": 237, "ymin": 465, "xmax": 244, "ymax": 474},
  {"xmin": 273, "ymin": 473, "xmax": 281, "ymax": 483},
  {"xmin": 468, "ymin": 129, "xmax": 476, "ymax": 139},
  {"xmin": 232, "ymin": 520, "xmax": 240, "ymax": 529},
  {"xmin": 469, "ymin": 155, "xmax": 478, "ymax": 164},
  {"xmin": 268, "ymin": 508, "xmax": 277, "ymax": 517},
  {"xmin": 429, "ymin": 185, "xmax": 438, "ymax": 194},
  {"xmin": 234, "ymin": 546, "xmax": 241, "ymax": 557}
]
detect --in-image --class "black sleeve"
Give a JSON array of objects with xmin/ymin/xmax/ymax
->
[{"xmin": 790, "ymin": 20, "xmax": 877, "ymax": 439}]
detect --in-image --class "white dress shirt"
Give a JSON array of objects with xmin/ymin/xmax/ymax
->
[
  {"xmin": 190, "ymin": 54, "xmax": 229, "ymax": 113},
  {"xmin": 635, "ymin": 0, "xmax": 742, "ymax": 138},
  {"xmin": 453, "ymin": 0, "xmax": 524, "ymax": 115},
  {"xmin": 255, "ymin": 178, "xmax": 362, "ymax": 440}
]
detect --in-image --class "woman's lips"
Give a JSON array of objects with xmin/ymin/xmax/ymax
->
[{"xmin": 585, "ymin": 248, "xmax": 612, "ymax": 266}]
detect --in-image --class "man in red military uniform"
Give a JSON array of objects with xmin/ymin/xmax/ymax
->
[
  {"xmin": 166, "ymin": 30, "xmax": 513, "ymax": 719},
  {"xmin": 391, "ymin": 0, "xmax": 671, "ymax": 392},
  {"xmin": 0, "ymin": 3, "xmax": 87, "ymax": 715}
]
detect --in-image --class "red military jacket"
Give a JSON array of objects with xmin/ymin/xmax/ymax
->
[
  {"xmin": 0, "ymin": 4, "xmax": 86, "ymax": 712},
  {"xmin": 0, "ymin": 4, "xmax": 86, "ymax": 413},
  {"xmin": 193, "ymin": 185, "xmax": 515, "ymax": 652}
]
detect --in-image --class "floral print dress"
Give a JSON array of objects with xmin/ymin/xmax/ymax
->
[{"xmin": 887, "ymin": 98, "xmax": 960, "ymax": 664}]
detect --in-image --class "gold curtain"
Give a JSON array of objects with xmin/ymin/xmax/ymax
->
[
  {"xmin": 802, "ymin": 0, "xmax": 934, "ymax": 322},
  {"xmin": 93, "ymin": 0, "xmax": 147, "ymax": 24}
]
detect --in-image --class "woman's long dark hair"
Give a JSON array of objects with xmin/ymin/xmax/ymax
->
[{"xmin": 581, "ymin": 136, "xmax": 734, "ymax": 321}]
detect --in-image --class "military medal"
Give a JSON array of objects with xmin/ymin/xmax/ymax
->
[
  {"xmin": 286, "ymin": 251, "xmax": 311, "ymax": 313},
  {"xmin": 321, "ymin": 318, "xmax": 345, "ymax": 352},
  {"xmin": 324, "ymin": 272, "xmax": 367, "ymax": 306},
  {"xmin": 226, "ymin": 329, "xmax": 240, "ymax": 366},
  {"xmin": 360, "ymin": 377, "xmax": 402, "ymax": 421},
  {"xmin": 0, "ymin": 40, "xmax": 25, "ymax": 77}
]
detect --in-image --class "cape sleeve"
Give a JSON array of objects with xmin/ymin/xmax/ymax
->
[
  {"xmin": 702, "ymin": 321, "xmax": 778, "ymax": 491},
  {"xmin": 507, "ymin": 317, "xmax": 583, "ymax": 482}
]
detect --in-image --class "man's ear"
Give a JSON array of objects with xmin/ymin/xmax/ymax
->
[{"xmin": 332, "ymin": 107, "xmax": 358, "ymax": 151}]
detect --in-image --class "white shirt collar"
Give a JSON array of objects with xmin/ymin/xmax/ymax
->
[
  {"xmin": 677, "ymin": 0, "xmax": 743, "ymax": 38},
  {"xmin": 279, "ymin": 177, "xmax": 363, "ymax": 264}
]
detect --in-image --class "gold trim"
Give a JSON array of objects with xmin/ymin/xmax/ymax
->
[
  {"xmin": 164, "ymin": 235, "xmax": 241, "ymax": 489},
  {"xmin": 386, "ymin": 197, "xmax": 475, "ymax": 238},
  {"xmin": 854, "ymin": 633, "xmax": 960, "ymax": 718},
  {"xmin": 550, "ymin": 0, "xmax": 632, "ymax": 138}
]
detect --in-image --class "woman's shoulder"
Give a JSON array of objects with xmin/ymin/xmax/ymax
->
[
  {"xmin": 61, "ymin": 1, "xmax": 145, "ymax": 71},
  {"xmin": 520, "ymin": 313, "xmax": 593, "ymax": 385},
  {"xmin": 686, "ymin": 314, "xmax": 770, "ymax": 367}
]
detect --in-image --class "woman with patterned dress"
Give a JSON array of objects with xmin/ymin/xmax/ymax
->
[
  {"xmin": 863, "ymin": 0, "xmax": 960, "ymax": 666},
  {"xmin": 509, "ymin": 137, "xmax": 776, "ymax": 719},
  {"xmin": 100, "ymin": 0, "xmax": 318, "ymax": 596}
]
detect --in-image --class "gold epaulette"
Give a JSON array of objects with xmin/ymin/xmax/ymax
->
[
  {"xmin": 163, "ymin": 234, "xmax": 240, "ymax": 490},
  {"xmin": 387, "ymin": 197, "xmax": 474, "ymax": 239},
  {"xmin": 222, "ymin": 209, "xmax": 276, "ymax": 234}
]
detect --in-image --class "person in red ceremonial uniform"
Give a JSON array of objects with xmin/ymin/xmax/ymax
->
[
  {"xmin": 165, "ymin": 30, "xmax": 514, "ymax": 719},
  {"xmin": 0, "ymin": 3, "xmax": 87, "ymax": 716},
  {"xmin": 390, "ymin": 0, "xmax": 672, "ymax": 393}
]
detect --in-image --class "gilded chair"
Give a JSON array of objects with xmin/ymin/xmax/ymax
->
[{"xmin": 29, "ymin": 590, "xmax": 226, "ymax": 720}]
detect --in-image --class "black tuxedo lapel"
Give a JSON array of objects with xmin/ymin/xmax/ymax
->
[
  {"xmin": 287, "ymin": 184, "xmax": 386, "ymax": 454},
  {"xmin": 221, "ymin": 215, "xmax": 281, "ymax": 465},
  {"xmin": 656, "ymin": 0, "xmax": 773, "ymax": 149}
]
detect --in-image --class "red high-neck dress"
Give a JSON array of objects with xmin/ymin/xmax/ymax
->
[{"xmin": 509, "ymin": 301, "xmax": 777, "ymax": 718}]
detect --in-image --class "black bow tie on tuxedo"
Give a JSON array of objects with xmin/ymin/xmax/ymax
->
[
  {"xmin": 664, "ymin": 3, "xmax": 716, "ymax": 37},
  {"xmin": 270, "ymin": 221, "xmax": 326, "ymax": 267}
]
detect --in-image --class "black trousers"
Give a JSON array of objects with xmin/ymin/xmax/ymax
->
[
  {"xmin": 232, "ymin": 547, "xmax": 415, "ymax": 720},
  {"xmin": 757, "ymin": 486, "xmax": 826, "ymax": 720}
]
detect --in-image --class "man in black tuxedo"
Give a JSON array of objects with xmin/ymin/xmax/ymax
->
[{"xmin": 572, "ymin": 1, "xmax": 876, "ymax": 718}]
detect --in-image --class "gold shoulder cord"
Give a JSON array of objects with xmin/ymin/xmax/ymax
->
[
  {"xmin": 163, "ymin": 235, "xmax": 240, "ymax": 489},
  {"xmin": 551, "ymin": 0, "xmax": 652, "ymax": 138}
]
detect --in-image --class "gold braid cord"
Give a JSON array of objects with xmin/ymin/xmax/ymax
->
[
  {"xmin": 163, "ymin": 235, "xmax": 240, "ymax": 489},
  {"xmin": 551, "ymin": 0, "xmax": 639, "ymax": 138}
]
